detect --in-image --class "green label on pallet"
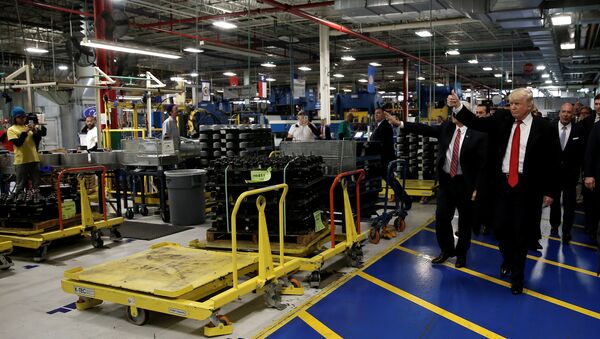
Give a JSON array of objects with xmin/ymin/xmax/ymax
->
[
  {"xmin": 246, "ymin": 167, "xmax": 272, "ymax": 183},
  {"xmin": 314, "ymin": 211, "xmax": 326, "ymax": 232}
]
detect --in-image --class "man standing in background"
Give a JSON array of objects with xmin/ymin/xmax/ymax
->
[{"xmin": 162, "ymin": 104, "xmax": 180, "ymax": 150}]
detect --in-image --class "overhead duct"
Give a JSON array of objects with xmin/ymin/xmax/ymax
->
[{"xmin": 329, "ymin": 17, "xmax": 477, "ymax": 36}]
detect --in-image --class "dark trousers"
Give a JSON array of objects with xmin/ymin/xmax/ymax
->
[
  {"xmin": 15, "ymin": 162, "xmax": 41, "ymax": 193},
  {"xmin": 582, "ymin": 185, "xmax": 599, "ymax": 234},
  {"xmin": 549, "ymin": 180, "xmax": 577, "ymax": 236},
  {"xmin": 494, "ymin": 176, "xmax": 540, "ymax": 285},
  {"xmin": 435, "ymin": 173, "xmax": 473, "ymax": 257}
]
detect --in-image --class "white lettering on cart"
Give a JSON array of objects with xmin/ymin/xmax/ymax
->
[
  {"xmin": 168, "ymin": 307, "xmax": 187, "ymax": 317},
  {"xmin": 74, "ymin": 286, "xmax": 95, "ymax": 298}
]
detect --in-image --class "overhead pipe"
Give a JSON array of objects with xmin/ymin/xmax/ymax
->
[
  {"xmin": 136, "ymin": 1, "xmax": 334, "ymax": 29},
  {"xmin": 258, "ymin": 0, "xmax": 490, "ymax": 89},
  {"xmin": 329, "ymin": 18, "xmax": 477, "ymax": 36},
  {"xmin": 21, "ymin": 0, "xmax": 93, "ymax": 17}
]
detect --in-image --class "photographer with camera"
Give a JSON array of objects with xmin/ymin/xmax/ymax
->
[{"xmin": 7, "ymin": 107, "xmax": 46, "ymax": 203}]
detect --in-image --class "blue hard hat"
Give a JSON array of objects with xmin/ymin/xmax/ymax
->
[{"xmin": 12, "ymin": 106, "xmax": 26, "ymax": 117}]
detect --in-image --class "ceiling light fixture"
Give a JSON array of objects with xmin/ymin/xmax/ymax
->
[
  {"xmin": 358, "ymin": 79, "xmax": 368, "ymax": 83},
  {"xmin": 190, "ymin": 72, "xmax": 199, "ymax": 77},
  {"xmin": 170, "ymin": 76, "xmax": 185, "ymax": 81},
  {"xmin": 343, "ymin": 89, "xmax": 352, "ymax": 93},
  {"xmin": 261, "ymin": 62, "xmax": 276, "ymax": 68},
  {"xmin": 545, "ymin": 80, "xmax": 553, "ymax": 84},
  {"xmin": 551, "ymin": 15, "xmax": 571, "ymax": 26},
  {"xmin": 541, "ymin": 73, "xmax": 550, "ymax": 78},
  {"xmin": 369, "ymin": 62, "xmax": 382, "ymax": 67},
  {"xmin": 333, "ymin": 73, "xmax": 344, "ymax": 78},
  {"xmin": 298, "ymin": 66, "xmax": 312, "ymax": 71},
  {"xmin": 213, "ymin": 20, "xmax": 237, "ymax": 29},
  {"xmin": 417, "ymin": 76, "xmax": 425, "ymax": 80},
  {"xmin": 330, "ymin": 87, "xmax": 336, "ymax": 90},
  {"xmin": 468, "ymin": 57, "xmax": 479, "ymax": 64},
  {"xmin": 415, "ymin": 30, "xmax": 433, "ymax": 37},
  {"xmin": 265, "ymin": 77, "xmax": 276, "ymax": 82},
  {"xmin": 560, "ymin": 42, "xmax": 575, "ymax": 50},
  {"xmin": 81, "ymin": 38, "xmax": 181, "ymax": 59},
  {"xmin": 494, "ymin": 73, "xmax": 502, "ymax": 78},
  {"xmin": 223, "ymin": 72, "xmax": 236, "ymax": 76},
  {"xmin": 446, "ymin": 49, "xmax": 460, "ymax": 55},
  {"xmin": 396, "ymin": 70, "xmax": 404, "ymax": 74},
  {"xmin": 436, "ymin": 83, "xmax": 444, "ymax": 87},
  {"xmin": 341, "ymin": 55, "xmax": 355, "ymax": 61},
  {"xmin": 482, "ymin": 67, "xmax": 493, "ymax": 71},
  {"xmin": 183, "ymin": 47, "xmax": 204, "ymax": 53},
  {"xmin": 58, "ymin": 65, "xmax": 68, "ymax": 71},
  {"xmin": 24, "ymin": 47, "xmax": 49, "ymax": 54},
  {"xmin": 536, "ymin": 65, "xmax": 546, "ymax": 70},
  {"xmin": 506, "ymin": 79, "xmax": 513, "ymax": 83}
]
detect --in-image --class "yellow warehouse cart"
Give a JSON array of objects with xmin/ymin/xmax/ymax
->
[
  {"xmin": 0, "ymin": 240, "xmax": 13, "ymax": 270},
  {"xmin": 0, "ymin": 166, "xmax": 124, "ymax": 262},
  {"xmin": 61, "ymin": 184, "xmax": 304, "ymax": 337}
]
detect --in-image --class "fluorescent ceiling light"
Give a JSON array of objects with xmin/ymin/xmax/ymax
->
[
  {"xmin": 261, "ymin": 62, "xmax": 276, "ymax": 68},
  {"xmin": 81, "ymin": 38, "xmax": 181, "ymax": 59},
  {"xmin": 266, "ymin": 77, "xmax": 276, "ymax": 82},
  {"xmin": 551, "ymin": 15, "xmax": 571, "ymax": 26},
  {"xmin": 369, "ymin": 62, "xmax": 382, "ymax": 67},
  {"xmin": 183, "ymin": 47, "xmax": 204, "ymax": 53},
  {"xmin": 436, "ymin": 83, "xmax": 444, "ymax": 87},
  {"xmin": 216, "ymin": 89, "xmax": 224, "ymax": 93},
  {"xmin": 506, "ymin": 79, "xmax": 513, "ymax": 83},
  {"xmin": 213, "ymin": 20, "xmax": 237, "ymax": 29},
  {"xmin": 482, "ymin": 67, "xmax": 493, "ymax": 71},
  {"xmin": 358, "ymin": 79, "xmax": 368, "ymax": 83},
  {"xmin": 24, "ymin": 47, "xmax": 48, "ymax": 54},
  {"xmin": 298, "ymin": 66, "xmax": 311, "ymax": 71},
  {"xmin": 415, "ymin": 30, "xmax": 432, "ymax": 37},
  {"xmin": 545, "ymin": 80, "xmax": 553, "ymax": 84},
  {"xmin": 417, "ymin": 76, "xmax": 425, "ymax": 80},
  {"xmin": 190, "ymin": 72, "xmax": 199, "ymax": 77},
  {"xmin": 343, "ymin": 89, "xmax": 352, "ymax": 92},
  {"xmin": 58, "ymin": 65, "xmax": 68, "ymax": 70},
  {"xmin": 170, "ymin": 76, "xmax": 184, "ymax": 81},
  {"xmin": 536, "ymin": 65, "xmax": 546, "ymax": 70},
  {"xmin": 396, "ymin": 70, "xmax": 404, "ymax": 74},
  {"xmin": 378, "ymin": 91, "xmax": 386, "ymax": 94},
  {"xmin": 494, "ymin": 73, "xmax": 502, "ymax": 78},
  {"xmin": 341, "ymin": 55, "xmax": 355, "ymax": 61},
  {"xmin": 333, "ymin": 73, "xmax": 344, "ymax": 78},
  {"xmin": 446, "ymin": 49, "xmax": 460, "ymax": 55},
  {"xmin": 468, "ymin": 58, "xmax": 478, "ymax": 64},
  {"xmin": 560, "ymin": 42, "xmax": 575, "ymax": 50},
  {"xmin": 223, "ymin": 72, "xmax": 236, "ymax": 76},
  {"xmin": 330, "ymin": 87, "xmax": 336, "ymax": 90},
  {"xmin": 541, "ymin": 73, "xmax": 550, "ymax": 78}
]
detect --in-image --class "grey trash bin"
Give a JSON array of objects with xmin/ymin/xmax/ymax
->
[{"xmin": 165, "ymin": 169, "xmax": 207, "ymax": 226}]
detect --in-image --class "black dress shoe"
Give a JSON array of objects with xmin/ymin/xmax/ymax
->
[
  {"xmin": 528, "ymin": 241, "xmax": 543, "ymax": 251},
  {"xmin": 455, "ymin": 255, "xmax": 466, "ymax": 268},
  {"xmin": 511, "ymin": 283, "xmax": 523, "ymax": 295},
  {"xmin": 431, "ymin": 252, "xmax": 455, "ymax": 264},
  {"xmin": 500, "ymin": 264, "xmax": 510, "ymax": 277},
  {"xmin": 562, "ymin": 233, "xmax": 571, "ymax": 245},
  {"xmin": 550, "ymin": 228, "xmax": 559, "ymax": 237}
]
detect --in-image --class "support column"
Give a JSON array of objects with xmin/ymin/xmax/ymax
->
[
  {"xmin": 25, "ymin": 60, "xmax": 33, "ymax": 112},
  {"xmin": 319, "ymin": 25, "xmax": 331, "ymax": 122},
  {"xmin": 402, "ymin": 59, "xmax": 409, "ymax": 121}
]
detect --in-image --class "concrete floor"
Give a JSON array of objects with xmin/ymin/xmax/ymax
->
[{"xmin": 0, "ymin": 202, "xmax": 436, "ymax": 339}]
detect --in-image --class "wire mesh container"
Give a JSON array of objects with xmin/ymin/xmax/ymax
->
[{"xmin": 280, "ymin": 140, "xmax": 356, "ymax": 175}]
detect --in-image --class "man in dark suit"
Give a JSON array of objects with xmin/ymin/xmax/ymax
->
[
  {"xmin": 387, "ymin": 111, "xmax": 487, "ymax": 268},
  {"xmin": 580, "ymin": 95, "xmax": 600, "ymax": 235},
  {"xmin": 370, "ymin": 108, "xmax": 395, "ymax": 178},
  {"xmin": 450, "ymin": 88, "xmax": 560, "ymax": 295},
  {"xmin": 550, "ymin": 103, "xmax": 586, "ymax": 244},
  {"xmin": 319, "ymin": 118, "xmax": 332, "ymax": 140},
  {"xmin": 584, "ymin": 122, "xmax": 600, "ymax": 247}
]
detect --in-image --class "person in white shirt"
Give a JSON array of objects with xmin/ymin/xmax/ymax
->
[
  {"xmin": 83, "ymin": 116, "xmax": 98, "ymax": 152},
  {"xmin": 162, "ymin": 104, "xmax": 180, "ymax": 150},
  {"xmin": 287, "ymin": 111, "xmax": 318, "ymax": 141}
]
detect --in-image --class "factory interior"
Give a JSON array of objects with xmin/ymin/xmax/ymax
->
[{"xmin": 1, "ymin": 0, "xmax": 600, "ymax": 338}]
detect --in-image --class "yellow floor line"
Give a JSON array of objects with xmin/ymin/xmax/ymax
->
[
  {"xmin": 357, "ymin": 271, "xmax": 506, "ymax": 339},
  {"xmin": 547, "ymin": 235, "xmax": 597, "ymax": 250},
  {"xmin": 298, "ymin": 311, "xmax": 343, "ymax": 339},
  {"xmin": 396, "ymin": 245, "xmax": 600, "ymax": 321},
  {"xmin": 423, "ymin": 228, "xmax": 599, "ymax": 278},
  {"xmin": 253, "ymin": 218, "xmax": 435, "ymax": 338}
]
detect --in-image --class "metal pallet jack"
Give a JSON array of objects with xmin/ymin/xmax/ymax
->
[
  {"xmin": 368, "ymin": 159, "xmax": 410, "ymax": 244},
  {"xmin": 0, "ymin": 241, "xmax": 13, "ymax": 270},
  {"xmin": 0, "ymin": 166, "xmax": 124, "ymax": 262},
  {"xmin": 61, "ymin": 184, "xmax": 304, "ymax": 337}
]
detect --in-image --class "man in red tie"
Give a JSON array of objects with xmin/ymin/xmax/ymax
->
[{"xmin": 449, "ymin": 88, "xmax": 560, "ymax": 295}]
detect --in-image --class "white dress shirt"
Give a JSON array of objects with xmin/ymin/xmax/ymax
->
[
  {"xmin": 443, "ymin": 125, "xmax": 467, "ymax": 175},
  {"xmin": 558, "ymin": 121, "xmax": 572, "ymax": 150},
  {"xmin": 288, "ymin": 124, "xmax": 315, "ymax": 141},
  {"xmin": 502, "ymin": 113, "xmax": 533, "ymax": 174},
  {"xmin": 86, "ymin": 126, "xmax": 97, "ymax": 151}
]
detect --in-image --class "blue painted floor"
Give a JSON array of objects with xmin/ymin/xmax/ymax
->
[{"xmin": 268, "ymin": 211, "xmax": 600, "ymax": 338}]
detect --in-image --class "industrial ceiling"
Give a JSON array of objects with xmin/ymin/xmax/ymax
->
[{"xmin": 1, "ymin": 0, "xmax": 599, "ymax": 93}]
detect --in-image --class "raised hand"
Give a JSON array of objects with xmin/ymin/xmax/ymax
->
[{"xmin": 447, "ymin": 89, "xmax": 460, "ymax": 108}]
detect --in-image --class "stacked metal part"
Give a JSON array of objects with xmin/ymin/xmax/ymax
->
[
  {"xmin": 397, "ymin": 133, "xmax": 419, "ymax": 179},
  {"xmin": 206, "ymin": 155, "xmax": 326, "ymax": 240},
  {"xmin": 421, "ymin": 137, "xmax": 438, "ymax": 180},
  {"xmin": 197, "ymin": 125, "xmax": 273, "ymax": 167}
]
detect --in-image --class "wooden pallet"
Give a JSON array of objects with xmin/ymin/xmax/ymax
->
[{"xmin": 0, "ymin": 214, "xmax": 84, "ymax": 233}]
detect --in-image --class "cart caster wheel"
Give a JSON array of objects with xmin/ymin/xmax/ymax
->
[
  {"xmin": 160, "ymin": 210, "xmax": 170, "ymax": 223},
  {"xmin": 133, "ymin": 205, "xmax": 140, "ymax": 214},
  {"xmin": 125, "ymin": 208, "xmax": 134, "ymax": 220},
  {"xmin": 91, "ymin": 231, "xmax": 104, "ymax": 249},
  {"xmin": 368, "ymin": 227, "xmax": 381, "ymax": 244},
  {"xmin": 140, "ymin": 205, "xmax": 149, "ymax": 216},
  {"xmin": 309, "ymin": 270, "xmax": 321, "ymax": 288},
  {"xmin": 394, "ymin": 218, "xmax": 406, "ymax": 232},
  {"xmin": 346, "ymin": 245, "xmax": 363, "ymax": 268},
  {"xmin": 33, "ymin": 245, "xmax": 48, "ymax": 262},
  {"xmin": 125, "ymin": 306, "xmax": 149, "ymax": 326},
  {"xmin": 0, "ymin": 255, "xmax": 13, "ymax": 270},
  {"xmin": 204, "ymin": 314, "xmax": 233, "ymax": 337},
  {"xmin": 110, "ymin": 229, "xmax": 122, "ymax": 242}
]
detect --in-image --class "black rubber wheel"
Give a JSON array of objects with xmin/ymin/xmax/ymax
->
[
  {"xmin": 110, "ymin": 229, "xmax": 122, "ymax": 241},
  {"xmin": 133, "ymin": 205, "xmax": 140, "ymax": 214},
  {"xmin": 125, "ymin": 208, "xmax": 134, "ymax": 220},
  {"xmin": 309, "ymin": 270, "xmax": 321, "ymax": 288},
  {"xmin": 160, "ymin": 210, "xmax": 170, "ymax": 223},
  {"xmin": 33, "ymin": 246, "xmax": 48, "ymax": 263},
  {"xmin": 368, "ymin": 227, "xmax": 381, "ymax": 244},
  {"xmin": 394, "ymin": 218, "xmax": 406, "ymax": 232},
  {"xmin": 1, "ymin": 256, "xmax": 13, "ymax": 270},
  {"xmin": 91, "ymin": 231, "xmax": 104, "ymax": 248},
  {"xmin": 125, "ymin": 306, "xmax": 149, "ymax": 326},
  {"xmin": 140, "ymin": 205, "xmax": 149, "ymax": 216}
]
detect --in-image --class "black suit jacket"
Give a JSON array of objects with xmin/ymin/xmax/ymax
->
[
  {"xmin": 584, "ymin": 122, "xmax": 600, "ymax": 179},
  {"xmin": 319, "ymin": 125, "xmax": 332, "ymax": 140},
  {"xmin": 554, "ymin": 121, "xmax": 586, "ymax": 184},
  {"xmin": 403, "ymin": 120, "xmax": 487, "ymax": 194},
  {"xmin": 456, "ymin": 106, "xmax": 560, "ymax": 200},
  {"xmin": 370, "ymin": 120, "xmax": 395, "ymax": 166}
]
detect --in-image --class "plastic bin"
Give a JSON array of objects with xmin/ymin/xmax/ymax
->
[{"xmin": 165, "ymin": 169, "xmax": 207, "ymax": 226}]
